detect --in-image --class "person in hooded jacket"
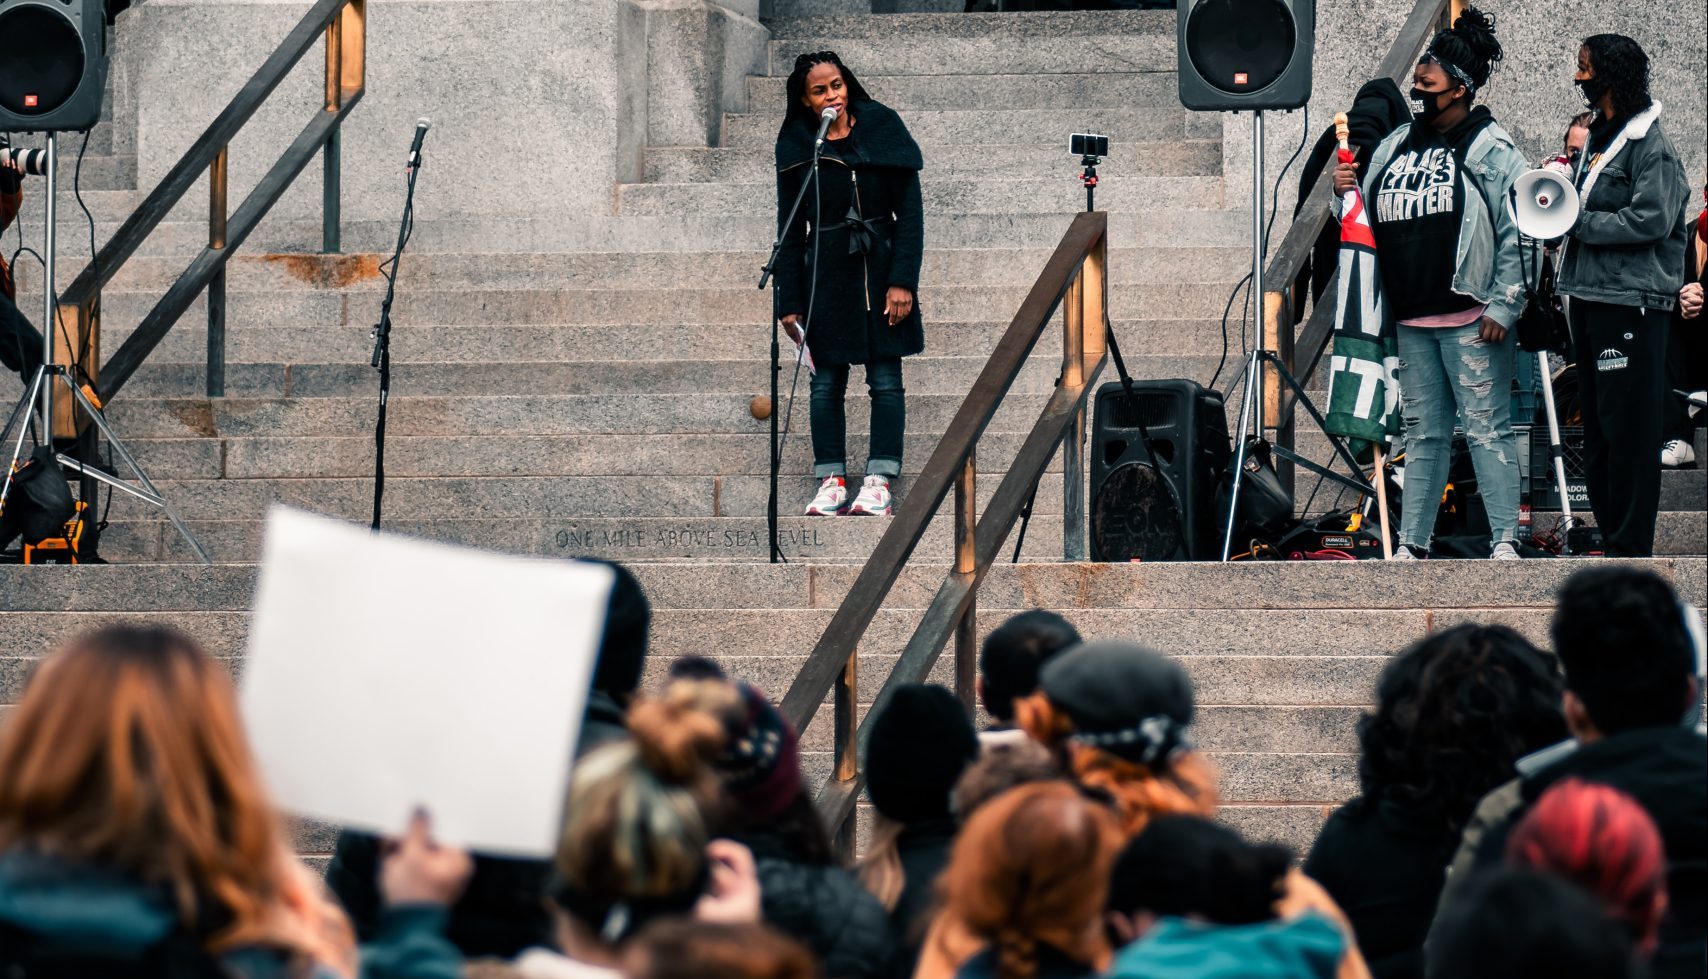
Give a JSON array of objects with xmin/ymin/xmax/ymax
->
[
  {"xmin": 1334, "ymin": 8, "xmax": 1529, "ymax": 561},
  {"xmin": 667, "ymin": 667, "xmax": 897, "ymax": 978},
  {"xmin": 774, "ymin": 51, "xmax": 925, "ymax": 519},
  {"xmin": 327, "ymin": 559, "xmax": 651, "ymax": 959},
  {"xmin": 0, "ymin": 625, "xmax": 469, "ymax": 979},
  {"xmin": 1303, "ymin": 624, "xmax": 1564, "ymax": 979},
  {"xmin": 1104, "ymin": 817, "xmax": 1358, "ymax": 979},
  {"xmin": 1291, "ymin": 78, "xmax": 1411, "ymax": 324},
  {"xmin": 1439, "ymin": 566, "xmax": 1705, "ymax": 979},
  {"xmin": 1556, "ymin": 35, "xmax": 1691, "ymax": 553},
  {"xmin": 855, "ymin": 684, "xmax": 980, "ymax": 977}
]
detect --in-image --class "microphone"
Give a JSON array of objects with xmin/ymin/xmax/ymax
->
[
  {"xmin": 814, "ymin": 106, "xmax": 839, "ymax": 149},
  {"xmin": 406, "ymin": 117, "xmax": 431, "ymax": 169}
]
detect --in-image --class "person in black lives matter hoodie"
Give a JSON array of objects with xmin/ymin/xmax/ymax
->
[
  {"xmin": 1556, "ymin": 34, "xmax": 1690, "ymax": 555},
  {"xmin": 1334, "ymin": 8, "xmax": 1530, "ymax": 562}
]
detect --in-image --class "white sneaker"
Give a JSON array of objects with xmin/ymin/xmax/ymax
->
[
  {"xmin": 1386, "ymin": 544, "xmax": 1419, "ymax": 561},
  {"xmin": 1491, "ymin": 541, "xmax": 1521, "ymax": 561},
  {"xmin": 848, "ymin": 475, "xmax": 893, "ymax": 516},
  {"xmin": 1661, "ymin": 439, "xmax": 1696, "ymax": 468},
  {"xmin": 804, "ymin": 476, "xmax": 849, "ymax": 516}
]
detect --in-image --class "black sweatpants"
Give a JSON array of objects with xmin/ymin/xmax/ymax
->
[
  {"xmin": 1569, "ymin": 298, "xmax": 1668, "ymax": 556},
  {"xmin": 1664, "ymin": 309, "xmax": 1706, "ymax": 444}
]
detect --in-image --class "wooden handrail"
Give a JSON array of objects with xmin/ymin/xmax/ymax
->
[
  {"xmin": 56, "ymin": 0, "xmax": 366, "ymax": 404},
  {"xmin": 781, "ymin": 212, "xmax": 1109, "ymax": 843}
]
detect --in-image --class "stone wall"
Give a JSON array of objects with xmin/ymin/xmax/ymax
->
[{"xmin": 119, "ymin": 0, "xmax": 766, "ymax": 230}]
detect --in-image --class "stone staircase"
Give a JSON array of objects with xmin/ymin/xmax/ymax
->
[{"xmin": 3, "ymin": 8, "xmax": 1705, "ymax": 861}]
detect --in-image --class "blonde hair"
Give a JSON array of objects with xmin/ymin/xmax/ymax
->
[
  {"xmin": 855, "ymin": 813, "xmax": 907, "ymax": 911},
  {"xmin": 1014, "ymin": 691, "xmax": 1219, "ymax": 835},
  {"xmin": 553, "ymin": 688, "xmax": 728, "ymax": 931},
  {"xmin": 0, "ymin": 626, "xmax": 305, "ymax": 955}
]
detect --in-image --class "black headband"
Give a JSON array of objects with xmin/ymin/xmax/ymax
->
[{"xmin": 1421, "ymin": 46, "xmax": 1480, "ymax": 95}]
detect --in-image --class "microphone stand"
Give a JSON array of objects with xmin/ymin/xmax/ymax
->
[
  {"xmin": 758, "ymin": 125, "xmax": 827, "ymax": 564},
  {"xmin": 369, "ymin": 139, "xmax": 423, "ymax": 531}
]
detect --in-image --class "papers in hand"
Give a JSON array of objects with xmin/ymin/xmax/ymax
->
[
  {"xmin": 794, "ymin": 336, "xmax": 815, "ymax": 376},
  {"xmin": 241, "ymin": 507, "xmax": 614, "ymax": 857}
]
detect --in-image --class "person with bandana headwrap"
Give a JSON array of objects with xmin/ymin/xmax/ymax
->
[
  {"xmin": 1557, "ymin": 34, "xmax": 1690, "ymax": 554},
  {"xmin": 1332, "ymin": 7, "xmax": 1529, "ymax": 561}
]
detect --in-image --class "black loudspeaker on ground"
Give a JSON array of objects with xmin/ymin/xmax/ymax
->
[
  {"xmin": 1090, "ymin": 379, "xmax": 1231, "ymax": 563},
  {"xmin": 1177, "ymin": 0, "xmax": 1314, "ymax": 111},
  {"xmin": 0, "ymin": 0, "xmax": 109, "ymax": 132}
]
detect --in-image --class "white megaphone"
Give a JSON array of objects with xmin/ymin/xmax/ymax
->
[{"xmin": 1509, "ymin": 166, "xmax": 1581, "ymax": 240}]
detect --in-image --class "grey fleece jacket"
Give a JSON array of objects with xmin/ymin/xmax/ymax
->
[{"xmin": 1558, "ymin": 102, "xmax": 1692, "ymax": 311}]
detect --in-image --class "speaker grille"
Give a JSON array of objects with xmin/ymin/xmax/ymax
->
[
  {"xmin": 0, "ymin": 6, "xmax": 87, "ymax": 116},
  {"xmin": 1185, "ymin": 0, "xmax": 1296, "ymax": 95},
  {"xmin": 1092, "ymin": 462, "xmax": 1185, "ymax": 563}
]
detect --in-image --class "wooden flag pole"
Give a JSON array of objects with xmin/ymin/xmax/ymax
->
[{"xmin": 1333, "ymin": 111, "xmax": 1395, "ymax": 559}]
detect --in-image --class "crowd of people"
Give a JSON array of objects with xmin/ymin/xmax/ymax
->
[{"xmin": 0, "ymin": 558, "xmax": 1702, "ymax": 979}]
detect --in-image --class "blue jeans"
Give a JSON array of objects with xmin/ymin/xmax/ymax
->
[
  {"xmin": 1396, "ymin": 323, "xmax": 1520, "ymax": 551},
  {"xmin": 809, "ymin": 358, "xmax": 904, "ymax": 479}
]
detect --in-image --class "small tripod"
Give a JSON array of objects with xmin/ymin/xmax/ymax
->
[
  {"xmin": 1, "ymin": 133, "xmax": 209, "ymax": 563},
  {"xmin": 1079, "ymin": 153, "xmax": 1101, "ymax": 212}
]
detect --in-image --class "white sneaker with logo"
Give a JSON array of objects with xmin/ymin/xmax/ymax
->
[
  {"xmin": 1386, "ymin": 544, "xmax": 1420, "ymax": 561},
  {"xmin": 804, "ymin": 476, "xmax": 849, "ymax": 516},
  {"xmin": 848, "ymin": 475, "xmax": 893, "ymax": 516},
  {"xmin": 1491, "ymin": 541, "xmax": 1521, "ymax": 561},
  {"xmin": 1661, "ymin": 439, "xmax": 1697, "ymax": 468}
]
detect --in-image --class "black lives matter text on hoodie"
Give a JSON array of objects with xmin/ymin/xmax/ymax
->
[{"xmin": 1370, "ymin": 108, "xmax": 1496, "ymax": 321}]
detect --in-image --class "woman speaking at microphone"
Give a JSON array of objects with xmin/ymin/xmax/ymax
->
[
  {"xmin": 774, "ymin": 51, "xmax": 925, "ymax": 518},
  {"xmin": 1557, "ymin": 35, "xmax": 1690, "ymax": 556},
  {"xmin": 1334, "ymin": 8, "xmax": 1529, "ymax": 561}
]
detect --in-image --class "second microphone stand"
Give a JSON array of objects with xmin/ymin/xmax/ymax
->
[
  {"xmin": 369, "ymin": 136, "xmax": 424, "ymax": 531},
  {"xmin": 757, "ymin": 129, "xmax": 827, "ymax": 564}
]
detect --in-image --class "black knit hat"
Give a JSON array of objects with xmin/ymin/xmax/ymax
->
[
  {"xmin": 583, "ymin": 559, "xmax": 651, "ymax": 696},
  {"xmin": 1040, "ymin": 641, "xmax": 1195, "ymax": 768},
  {"xmin": 864, "ymin": 684, "xmax": 979, "ymax": 824}
]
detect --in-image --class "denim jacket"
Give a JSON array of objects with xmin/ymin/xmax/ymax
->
[
  {"xmin": 1557, "ymin": 102, "xmax": 1691, "ymax": 311},
  {"xmin": 1356, "ymin": 118, "xmax": 1532, "ymax": 328}
]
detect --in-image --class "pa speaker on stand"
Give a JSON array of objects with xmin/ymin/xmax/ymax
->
[
  {"xmin": 0, "ymin": 0, "xmax": 109, "ymax": 132},
  {"xmin": 1177, "ymin": 0, "xmax": 1314, "ymax": 112}
]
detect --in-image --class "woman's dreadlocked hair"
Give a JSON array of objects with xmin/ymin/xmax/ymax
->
[
  {"xmin": 1426, "ymin": 6, "xmax": 1503, "ymax": 96},
  {"xmin": 1583, "ymin": 34, "xmax": 1653, "ymax": 119},
  {"xmin": 782, "ymin": 51, "xmax": 872, "ymax": 131}
]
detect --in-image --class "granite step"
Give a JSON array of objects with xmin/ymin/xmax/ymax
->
[
  {"xmin": 65, "ymin": 509, "xmax": 1708, "ymax": 565},
  {"xmin": 720, "ymin": 106, "xmax": 1193, "ymax": 150},
  {"xmin": 71, "ymin": 282, "xmax": 1247, "ymax": 331},
  {"xmin": 27, "ymin": 246, "xmax": 1250, "ymax": 294},
  {"xmin": 744, "ymin": 71, "xmax": 1181, "ymax": 112},
  {"xmin": 45, "ymin": 210, "xmax": 1254, "ymax": 259},
  {"xmin": 618, "ymin": 174, "xmax": 1225, "ymax": 216},
  {"xmin": 764, "ymin": 11, "xmax": 1175, "ymax": 76},
  {"xmin": 645, "ymin": 138, "xmax": 1221, "ymax": 184}
]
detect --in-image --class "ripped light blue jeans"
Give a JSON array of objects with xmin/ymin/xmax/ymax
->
[{"xmin": 1396, "ymin": 322, "xmax": 1520, "ymax": 551}]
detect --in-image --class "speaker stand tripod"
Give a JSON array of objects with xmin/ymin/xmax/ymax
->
[{"xmin": 0, "ymin": 133, "xmax": 209, "ymax": 564}]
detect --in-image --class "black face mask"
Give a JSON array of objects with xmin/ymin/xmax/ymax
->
[
  {"xmin": 1577, "ymin": 76, "xmax": 1608, "ymax": 109},
  {"xmin": 1410, "ymin": 86, "xmax": 1451, "ymax": 124}
]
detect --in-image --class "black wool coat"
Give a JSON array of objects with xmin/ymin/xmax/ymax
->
[{"xmin": 774, "ymin": 99, "xmax": 925, "ymax": 367}]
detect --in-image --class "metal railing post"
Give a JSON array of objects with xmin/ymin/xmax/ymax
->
[
  {"xmin": 954, "ymin": 450, "xmax": 977, "ymax": 713},
  {"xmin": 323, "ymin": 13, "xmax": 342, "ymax": 254},
  {"xmin": 1061, "ymin": 271, "xmax": 1087, "ymax": 561},
  {"xmin": 832, "ymin": 651, "xmax": 858, "ymax": 858},
  {"xmin": 207, "ymin": 145, "xmax": 228, "ymax": 397}
]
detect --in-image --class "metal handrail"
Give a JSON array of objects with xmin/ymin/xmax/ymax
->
[
  {"xmin": 1257, "ymin": 0, "xmax": 1450, "ymax": 469},
  {"xmin": 780, "ymin": 212, "xmax": 1109, "ymax": 844},
  {"xmin": 58, "ymin": 0, "xmax": 366, "ymax": 403}
]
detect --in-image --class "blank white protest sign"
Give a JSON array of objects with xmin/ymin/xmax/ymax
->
[{"xmin": 242, "ymin": 507, "xmax": 613, "ymax": 858}]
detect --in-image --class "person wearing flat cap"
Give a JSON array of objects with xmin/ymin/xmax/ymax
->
[
  {"xmin": 857, "ymin": 684, "xmax": 980, "ymax": 977},
  {"xmin": 1015, "ymin": 641, "xmax": 1219, "ymax": 835}
]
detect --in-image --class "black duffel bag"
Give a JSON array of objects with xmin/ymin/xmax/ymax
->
[{"xmin": 0, "ymin": 446, "xmax": 76, "ymax": 550}]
